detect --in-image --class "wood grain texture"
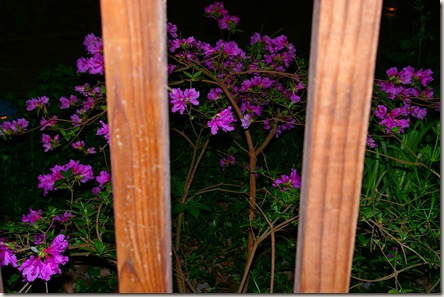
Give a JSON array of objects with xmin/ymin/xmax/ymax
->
[
  {"xmin": 294, "ymin": 0, "xmax": 382, "ymax": 293},
  {"xmin": 100, "ymin": 0, "xmax": 171, "ymax": 292}
]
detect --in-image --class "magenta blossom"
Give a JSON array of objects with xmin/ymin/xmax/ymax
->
[
  {"xmin": 273, "ymin": 169, "xmax": 301, "ymax": 192},
  {"xmin": 208, "ymin": 106, "xmax": 236, "ymax": 135},
  {"xmin": 59, "ymin": 95, "xmax": 78, "ymax": 109},
  {"xmin": 19, "ymin": 255, "xmax": 42, "ymax": 282},
  {"xmin": 96, "ymin": 170, "xmax": 111, "ymax": 187},
  {"xmin": 0, "ymin": 245, "xmax": 18, "ymax": 268},
  {"xmin": 40, "ymin": 116, "xmax": 58, "ymax": 131},
  {"xmin": 0, "ymin": 118, "xmax": 29, "ymax": 135},
  {"xmin": 22, "ymin": 209, "xmax": 43, "ymax": 225},
  {"xmin": 54, "ymin": 211, "xmax": 73, "ymax": 223},
  {"xmin": 366, "ymin": 135, "xmax": 377, "ymax": 148},
  {"xmin": 41, "ymin": 134, "xmax": 60, "ymax": 152},
  {"xmin": 19, "ymin": 235, "xmax": 69, "ymax": 282},
  {"xmin": 169, "ymin": 88, "xmax": 200, "ymax": 114},
  {"xmin": 38, "ymin": 160, "xmax": 94, "ymax": 195},
  {"xmin": 241, "ymin": 114, "xmax": 252, "ymax": 129},
  {"xmin": 26, "ymin": 96, "xmax": 50, "ymax": 112},
  {"xmin": 97, "ymin": 120, "xmax": 109, "ymax": 143}
]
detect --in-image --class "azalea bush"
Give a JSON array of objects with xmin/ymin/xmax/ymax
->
[{"xmin": 0, "ymin": 1, "xmax": 440, "ymax": 293}]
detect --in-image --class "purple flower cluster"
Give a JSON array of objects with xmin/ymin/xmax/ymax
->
[
  {"xmin": 38, "ymin": 160, "xmax": 94, "ymax": 195},
  {"xmin": 204, "ymin": 2, "xmax": 239, "ymax": 31},
  {"xmin": 273, "ymin": 169, "xmax": 301, "ymax": 192},
  {"xmin": 18, "ymin": 234, "xmax": 69, "ymax": 282},
  {"xmin": 374, "ymin": 65, "xmax": 434, "ymax": 134},
  {"xmin": 0, "ymin": 118, "xmax": 29, "ymax": 136},
  {"xmin": 167, "ymin": 3, "xmax": 304, "ymax": 137},
  {"xmin": 77, "ymin": 34, "xmax": 104, "ymax": 75}
]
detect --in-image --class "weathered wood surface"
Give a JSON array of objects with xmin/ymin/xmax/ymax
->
[
  {"xmin": 294, "ymin": 0, "xmax": 382, "ymax": 293},
  {"xmin": 100, "ymin": 0, "xmax": 171, "ymax": 293}
]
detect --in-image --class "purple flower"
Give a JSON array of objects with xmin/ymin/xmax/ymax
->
[
  {"xmin": 26, "ymin": 96, "xmax": 50, "ymax": 111},
  {"xmin": 415, "ymin": 68, "xmax": 433, "ymax": 86},
  {"xmin": 241, "ymin": 114, "xmax": 252, "ymax": 129},
  {"xmin": 18, "ymin": 235, "xmax": 68, "ymax": 282},
  {"xmin": 207, "ymin": 106, "xmax": 236, "ymax": 135},
  {"xmin": 41, "ymin": 134, "xmax": 60, "ymax": 152},
  {"xmin": 289, "ymin": 169, "xmax": 301, "ymax": 188},
  {"xmin": 169, "ymin": 88, "xmax": 200, "ymax": 114},
  {"xmin": 273, "ymin": 168, "xmax": 301, "ymax": 191},
  {"xmin": 39, "ymin": 258, "xmax": 63, "ymax": 281},
  {"xmin": 207, "ymin": 87, "xmax": 223, "ymax": 101},
  {"xmin": 167, "ymin": 22, "xmax": 178, "ymax": 38},
  {"xmin": 22, "ymin": 209, "xmax": 43, "ymax": 225},
  {"xmin": 410, "ymin": 106, "xmax": 427, "ymax": 120},
  {"xmin": 399, "ymin": 66, "xmax": 415, "ymax": 84},
  {"xmin": 59, "ymin": 95, "xmax": 78, "ymax": 109},
  {"xmin": 45, "ymin": 234, "xmax": 69, "ymax": 255},
  {"xmin": 97, "ymin": 120, "xmax": 109, "ymax": 143},
  {"xmin": 366, "ymin": 135, "xmax": 377, "ymax": 148},
  {"xmin": 54, "ymin": 211, "xmax": 73, "ymax": 223},
  {"xmin": 386, "ymin": 67, "xmax": 398, "ymax": 77},
  {"xmin": 0, "ymin": 118, "xmax": 29, "ymax": 135},
  {"xmin": 0, "ymin": 245, "xmax": 18, "ymax": 268},
  {"xmin": 96, "ymin": 170, "xmax": 111, "ymax": 187},
  {"xmin": 83, "ymin": 33, "xmax": 103, "ymax": 55},
  {"xmin": 374, "ymin": 105, "xmax": 388, "ymax": 119},
  {"xmin": 218, "ymin": 15, "xmax": 239, "ymax": 31},
  {"xmin": 18, "ymin": 255, "xmax": 42, "ymax": 282},
  {"xmin": 40, "ymin": 116, "xmax": 58, "ymax": 131},
  {"xmin": 204, "ymin": 2, "xmax": 228, "ymax": 19}
]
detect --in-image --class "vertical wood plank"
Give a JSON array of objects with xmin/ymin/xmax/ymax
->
[
  {"xmin": 294, "ymin": 0, "xmax": 382, "ymax": 293},
  {"xmin": 100, "ymin": 0, "xmax": 171, "ymax": 293}
]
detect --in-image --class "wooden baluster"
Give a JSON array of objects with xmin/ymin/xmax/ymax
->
[{"xmin": 294, "ymin": 0, "xmax": 382, "ymax": 293}]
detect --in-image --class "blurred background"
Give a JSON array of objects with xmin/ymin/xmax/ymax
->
[{"xmin": 0, "ymin": 0, "xmax": 440, "ymax": 107}]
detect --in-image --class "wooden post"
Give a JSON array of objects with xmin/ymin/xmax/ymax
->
[
  {"xmin": 294, "ymin": 0, "xmax": 382, "ymax": 293},
  {"xmin": 100, "ymin": 0, "xmax": 171, "ymax": 293}
]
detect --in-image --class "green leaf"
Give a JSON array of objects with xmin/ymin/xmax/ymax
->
[
  {"xmin": 60, "ymin": 168, "xmax": 73, "ymax": 179},
  {"xmin": 183, "ymin": 71, "xmax": 193, "ymax": 79},
  {"xmin": 171, "ymin": 203, "xmax": 186, "ymax": 215},
  {"xmin": 93, "ymin": 238, "xmax": 106, "ymax": 254}
]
